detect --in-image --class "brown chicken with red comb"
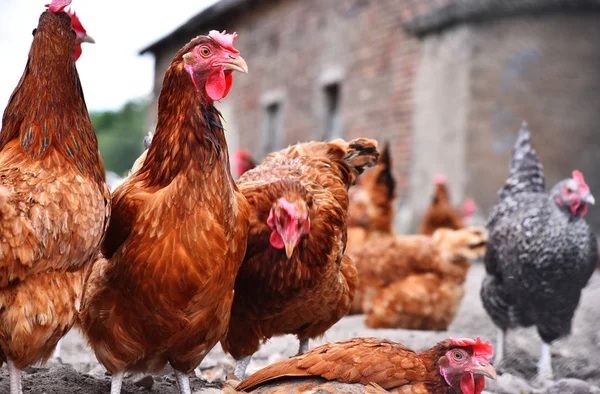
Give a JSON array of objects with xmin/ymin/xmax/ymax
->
[
  {"xmin": 80, "ymin": 30, "xmax": 249, "ymax": 394},
  {"xmin": 222, "ymin": 138, "xmax": 379, "ymax": 379},
  {"xmin": 234, "ymin": 337, "xmax": 496, "ymax": 393},
  {"xmin": 0, "ymin": 1, "xmax": 110, "ymax": 393}
]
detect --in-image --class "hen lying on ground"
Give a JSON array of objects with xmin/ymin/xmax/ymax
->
[
  {"xmin": 80, "ymin": 31, "xmax": 250, "ymax": 394},
  {"xmin": 0, "ymin": 1, "xmax": 110, "ymax": 393},
  {"xmin": 348, "ymin": 227, "xmax": 486, "ymax": 331},
  {"xmin": 221, "ymin": 138, "xmax": 379, "ymax": 379},
  {"xmin": 481, "ymin": 122, "xmax": 597, "ymax": 381},
  {"xmin": 231, "ymin": 337, "xmax": 496, "ymax": 394},
  {"xmin": 347, "ymin": 142, "xmax": 396, "ymax": 250}
]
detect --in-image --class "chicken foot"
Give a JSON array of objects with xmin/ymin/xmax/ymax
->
[
  {"xmin": 175, "ymin": 370, "xmax": 191, "ymax": 394},
  {"xmin": 297, "ymin": 338, "xmax": 309, "ymax": 355},
  {"xmin": 537, "ymin": 342, "xmax": 554, "ymax": 382},
  {"xmin": 234, "ymin": 355, "xmax": 252, "ymax": 380},
  {"xmin": 52, "ymin": 338, "xmax": 63, "ymax": 363},
  {"xmin": 494, "ymin": 328, "xmax": 505, "ymax": 365},
  {"xmin": 110, "ymin": 371, "xmax": 124, "ymax": 394},
  {"xmin": 7, "ymin": 359, "xmax": 23, "ymax": 394}
]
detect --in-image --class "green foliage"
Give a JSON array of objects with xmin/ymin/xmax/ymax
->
[{"xmin": 91, "ymin": 99, "xmax": 149, "ymax": 175}]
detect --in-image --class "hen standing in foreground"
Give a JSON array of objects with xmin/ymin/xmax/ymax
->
[
  {"xmin": 80, "ymin": 31, "xmax": 250, "ymax": 394},
  {"xmin": 0, "ymin": 1, "xmax": 110, "ymax": 393},
  {"xmin": 481, "ymin": 122, "xmax": 597, "ymax": 381},
  {"xmin": 233, "ymin": 337, "xmax": 496, "ymax": 393},
  {"xmin": 222, "ymin": 138, "xmax": 379, "ymax": 379}
]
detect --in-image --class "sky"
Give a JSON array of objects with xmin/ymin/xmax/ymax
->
[{"xmin": 0, "ymin": 0, "xmax": 220, "ymax": 112}]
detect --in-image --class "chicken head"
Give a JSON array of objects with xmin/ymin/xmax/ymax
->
[
  {"xmin": 182, "ymin": 30, "xmax": 248, "ymax": 100},
  {"xmin": 267, "ymin": 197, "xmax": 310, "ymax": 259},
  {"xmin": 552, "ymin": 170, "xmax": 595, "ymax": 217},
  {"xmin": 438, "ymin": 337, "xmax": 496, "ymax": 394},
  {"xmin": 66, "ymin": 9, "xmax": 94, "ymax": 60}
]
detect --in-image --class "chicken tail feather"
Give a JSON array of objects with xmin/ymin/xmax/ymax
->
[
  {"xmin": 342, "ymin": 138, "xmax": 379, "ymax": 175},
  {"xmin": 499, "ymin": 121, "xmax": 545, "ymax": 200}
]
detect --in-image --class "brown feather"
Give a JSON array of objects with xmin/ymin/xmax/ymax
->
[
  {"xmin": 347, "ymin": 142, "xmax": 396, "ymax": 251},
  {"xmin": 419, "ymin": 182, "xmax": 464, "ymax": 236}
]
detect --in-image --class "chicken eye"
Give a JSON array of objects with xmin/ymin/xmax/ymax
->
[
  {"xmin": 199, "ymin": 46, "xmax": 211, "ymax": 57},
  {"xmin": 453, "ymin": 351, "xmax": 464, "ymax": 361}
]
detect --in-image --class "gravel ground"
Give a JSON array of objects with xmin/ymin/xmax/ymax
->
[{"xmin": 1, "ymin": 262, "xmax": 598, "ymax": 393}]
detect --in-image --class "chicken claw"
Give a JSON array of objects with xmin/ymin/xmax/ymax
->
[
  {"xmin": 110, "ymin": 371, "xmax": 124, "ymax": 394},
  {"xmin": 7, "ymin": 359, "xmax": 23, "ymax": 394},
  {"xmin": 298, "ymin": 338, "xmax": 309, "ymax": 355}
]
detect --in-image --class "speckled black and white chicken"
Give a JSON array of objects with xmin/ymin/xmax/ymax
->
[{"xmin": 480, "ymin": 122, "xmax": 597, "ymax": 381}]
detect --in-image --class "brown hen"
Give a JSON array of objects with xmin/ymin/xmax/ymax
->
[
  {"xmin": 221, "ymin": 138, "xmax": 379, "ymax": 379},
  {"xmin": 349, "ymin": 227, "xmax": 487, "ymax": 330},
  {"xmin": 347, "ymin": 142, "xmax": 396, "ymax": 250},
  {"xmin": 235, "ymin": 337, "xmax": 496, "ymax": 394},
  {"xmin": 80, "ymin": 31, "xmax": 250, "ymax": 394},
  {"xmin": 0, "ymin": 1, "xmax": 110, "ymax": 393}
]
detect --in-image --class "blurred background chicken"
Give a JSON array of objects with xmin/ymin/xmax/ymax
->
[
  {"xmin": 348, "ymin": 227, "xmax": 487, "ymax": 330},
  {"xmin": 481, "ymin": 123, "xmax": 597, "ymax": 381},
  {"xmin": 79, "ymin": 31, "xmax": 249, "ymax": 394},
  {"xmin": 233, "ymin": 337, "xmax": 496, "ymax": 394},
  {"xmin": 233, "ymin": 149, "xmax": 257, "ymax": 179},
  {"xmin": 419, "ymin": 174, "xmax": 467, "ymax": 235},
  {"xmin": 222, "ymin": 138, "xmax": 379, "ymax": 379},
  {"xmin": 346, "ymin": 142, "xmax": 396, "ymax": 251},
  {"xmin": 0, "ymin": 1, "xmax": 109, "ymax": 393}
]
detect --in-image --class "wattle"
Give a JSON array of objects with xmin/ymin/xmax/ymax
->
[
  {"xmin": 206, "ymin": 68, "xmax": 233, "ymax": 101},
  {"xmin": 270, "ymin": 230, "xmax": 284, "ymax": 250}
]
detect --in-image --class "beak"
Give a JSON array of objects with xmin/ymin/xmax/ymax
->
[
  {"xmin": 82, "ymin": 34, "xmax": 95, "ymax": 44},
  {"xmin": 582, "ymin": 193, "xmax": 595, "ymax": 205},
  {"xmin": 221, "ymin": 55, "xmax": 248, "ymax": 74},
  {"xmin": 469, "ymin": 362, "xmax": 497, "ymax": 380},
  {"xmin": 284, "ymin": 240, "xmax": 295, "ymax": 260}
]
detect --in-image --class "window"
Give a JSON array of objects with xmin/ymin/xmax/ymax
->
[
  {"xmin": 323, "ymin": 83, "xmax": 341, "ymax": 140},
  {"xmin": 262, "ymin": 102, "xmax": 282, "ymax": 156}
]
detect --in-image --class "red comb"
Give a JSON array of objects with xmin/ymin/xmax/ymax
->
[
  {"xmin": 450, "ymin": 337, "xmax": 494, "ymax": 361},
  {"xmin": 66, "ymin": 8, "xmax": 86, "ymax": 33},
  {"xmin": 572, "ymin": 170, "xmax": 590, "ymax": 193},
  {"xmin": 434, "ymin": 174, "xmax": 447, "ymax": 185},
  {"xmin": 208, "ymin": 30, "xmax": 239, "ymax": 54},
  {"xmin": 46, "ymin": 0, "xmax": 72, "ymax": 13}
]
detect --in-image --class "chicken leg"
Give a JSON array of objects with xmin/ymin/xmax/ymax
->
[
  {"xmin": 234, "ymin": 355, "xmax": 252, "ymax": 380},
  {"xmin": 298, "ymin": 338, "xmax": 309, "ymax": 355},
  {"xmin": 110, "ymin": 371, "xmax": 124, "ymax": 394},
  {"xmin": 7, "ymin": 359, "xmax": 23, "ymax": 394},
  {"xmin": 494, "ymin": 328, "xmax": 505, "ymax": 365},
  {"xmin": 175, "ymin": 370, "xmax": 191, "ymax": 394},
  {"xmin": 537, "ymin": 342, "xmax": 554, "ymax": 382},
  {"xmin": 52, "ymin": 338, "xmax": 63, "ymax": 363}
]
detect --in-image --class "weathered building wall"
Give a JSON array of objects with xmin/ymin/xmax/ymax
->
[
  {"xmin": 402, "ymin": 25, "xmax": 473, "ymax": 232},
  {"xmin": 145, "ymin": 0, "xmax": 442, "ymax": 201},
  {"xmin": 466, "ymin": 13, "xmax": 600, "ymax": 230}
]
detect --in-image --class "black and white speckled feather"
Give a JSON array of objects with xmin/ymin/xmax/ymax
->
[
  {"xmin": 481, "ymin": 123, "xmax": 597, "ymax": 344},
  {"xmin": 497, "ymin": 122, "xmax": 545, "ymax": 201}
]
